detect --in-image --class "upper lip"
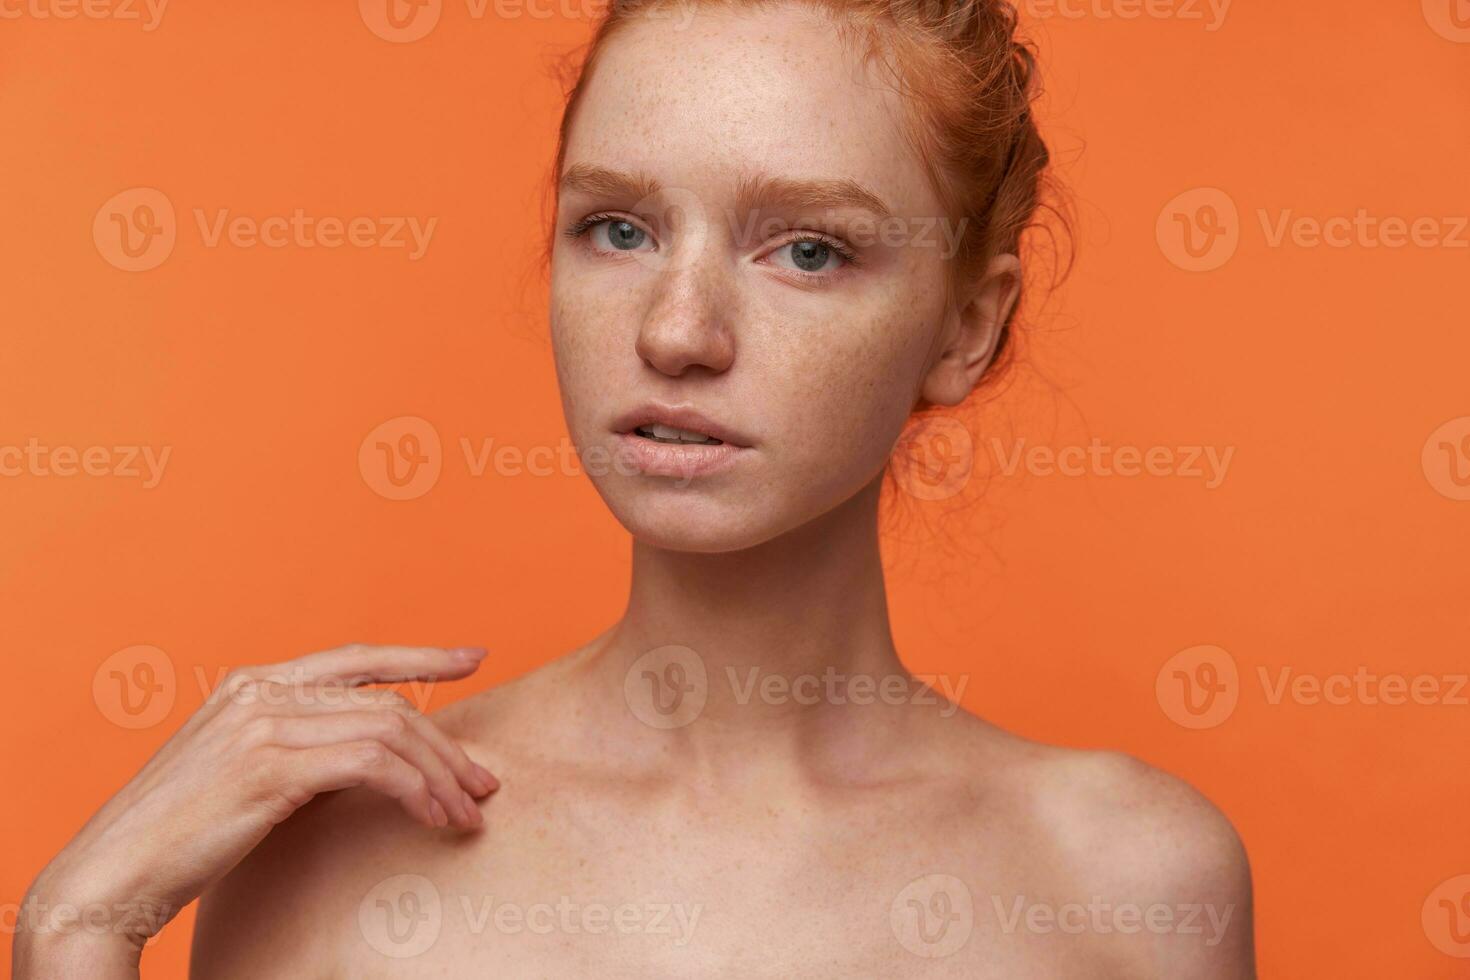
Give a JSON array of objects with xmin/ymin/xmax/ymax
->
[{"xmin": 612, "ymin": 403, "xmax": 754, "ymax": 448}]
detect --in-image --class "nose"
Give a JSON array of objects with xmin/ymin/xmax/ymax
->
[{"xmin": 634, "ymin": 260, "xmax": 736, "ymax": 378}]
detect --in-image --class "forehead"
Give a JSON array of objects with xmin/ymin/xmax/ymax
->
[{"xmin": 561, "ymin": 3, "xmax": 942, "ymax": 219}]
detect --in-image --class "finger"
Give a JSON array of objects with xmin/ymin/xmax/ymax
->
[
  {"xmin": 226, "ymin": 686, "xmax": 499, "ymax": 798},
  {"xmin": 273, "ymin": 644, "xmax": 488, "ymax": 687},
  {"xmin": 264, "ymin": 740, "xmax": 447, "ymax": 829},
  {"xmin": 263, "ymin": 713, "xmax": 481, "ymax": 828},
  {"xmin": 356, "ymin": 692, "xmax": 500, "ymax": 797}
]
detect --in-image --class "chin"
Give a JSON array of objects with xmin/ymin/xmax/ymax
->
[{"xmin": 597, "ymin": 480, "xmax": 794, "ymax": 554}]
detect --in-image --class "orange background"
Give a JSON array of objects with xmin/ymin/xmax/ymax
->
[{"xmin": 3, "ymin": 1, "xmax": 1468, "ymax": 976}]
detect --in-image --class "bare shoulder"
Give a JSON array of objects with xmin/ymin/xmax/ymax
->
[
  {"xmin": 188, "ymin": 773, "xmax": 437, "ymax": 977},
  {"xmin": 189, "ymin": 660, "xmax": 565, "ymax": 978},
  {"xmin": 984, "ymin": 732, "xmax": 1256, "ymax": 976}
]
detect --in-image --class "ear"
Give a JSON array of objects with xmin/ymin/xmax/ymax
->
[{"xmin": 919, "ymin": 254, "xmax": 1022, "ymax": 407}]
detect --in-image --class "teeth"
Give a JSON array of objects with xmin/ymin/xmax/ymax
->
[{"xmin": 638, "ymin": 423, "xmax": 721, "ymax": 445}]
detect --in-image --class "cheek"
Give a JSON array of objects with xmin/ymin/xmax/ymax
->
[
  {"xmin": 761, "ymin": 283, "xmax": 944, "ymax": 483},
  {"xmin": 549, "ymin": 274, "xmax": 633, "ymax": 425}
]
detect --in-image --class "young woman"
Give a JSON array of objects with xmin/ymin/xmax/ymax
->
[{"xmin": 17, "ymin": 0, "xmax": 1255, "ymax": 975}]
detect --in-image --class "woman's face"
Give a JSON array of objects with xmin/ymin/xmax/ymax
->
[{"xmin": 550, "ymin": 2, "xmax": 997, "ymax": 553}]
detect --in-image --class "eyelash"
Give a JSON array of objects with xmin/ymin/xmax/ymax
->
[
  {"xmin": 564, "ymin": 211, "xmax": 630, "ymax": 243},
  {"xmin": 563, "ymin": 212, "xmax": 860, "ymax": 279}
]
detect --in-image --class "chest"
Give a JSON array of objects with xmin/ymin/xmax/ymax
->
[{"xmin": 331, "ymin": 782, "xmax": 1114, "ymax": 978}]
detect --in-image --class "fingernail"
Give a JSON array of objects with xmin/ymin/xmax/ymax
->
[
  {"xmin": 452, "ymin": 647, "xmax": 487, "ymax": 663},
  {"xmin": 472, "ymin": 764, "xmax": 499, "ymax": 794},
  {"xmin": 429, "ymin": 799, "xmax": 448, "ymax": 827},
  {"xmin": 462, "ymin": 791, "xmax": 481, "ymax": 825}
]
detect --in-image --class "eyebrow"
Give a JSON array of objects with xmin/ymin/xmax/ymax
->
[
  {"xmin": 558, "ymin": 163, "xmax": 892, "ymax": 219},
  {"xmin": 559, "ymin": 163, "xmax": 662, "ymax": 204},
  {"xmin": 734, "ymin": 171, "xmax": 892, "ymax": 220}
]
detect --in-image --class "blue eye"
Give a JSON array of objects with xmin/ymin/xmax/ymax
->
[
  {"xmin": 588, "ymin": 218, "xmax": 651, "ymax": 252},
  {"xmin": 770, "ymin": 238, "xmax": 846, "ymax": 274}
]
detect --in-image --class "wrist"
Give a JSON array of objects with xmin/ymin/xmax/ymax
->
[
  {"xmin": 12, "ymin": 908, "xmax": 144, "ymax": 980},
  {"xmin": 13, "ymin": 873, "xmax": 162, "ymax": 978}
]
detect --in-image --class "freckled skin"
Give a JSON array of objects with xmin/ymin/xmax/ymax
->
[
  {"xmin": 550, "ymin": 4, "xmax": 950, "ymax": 552},
  {"xmin": 190, "ymin": 5, "xmax": 1255, "ymax": 978}
]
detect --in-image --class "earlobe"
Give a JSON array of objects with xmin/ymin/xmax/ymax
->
[{"xmin": 919, "ymin": 253, "xmax": 1022, "ymax": 407}]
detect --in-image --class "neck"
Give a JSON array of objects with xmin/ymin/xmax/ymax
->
[{"xmin": 577, "ymin": 477, "xmax": 916, "ymax": 779}]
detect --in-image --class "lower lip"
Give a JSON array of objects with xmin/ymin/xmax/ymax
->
[{"xmin": 615, "ymin": 433, "xmax": 749, "ymax": 479}]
